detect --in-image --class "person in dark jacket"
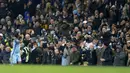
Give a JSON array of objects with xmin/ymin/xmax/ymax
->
[
  {"xmin": 53, "ymin": 48, "xmax": 61, "ymax": 65},
  {"xmin": 0, "ymin": 3, "xmax": 7, "ymax": 18},
  {"xmin": 24, "ymin": 0, "xmax": 36, "ymax": 16},
  {"xmin": 101, "ymin": 42, "xmax": 113, "ymax": 66},
  {"xmin": 93, "ymin": 11, "xmax": 101, "ymax": 31},
  {"xmin": 29, "ymin": 42, "xmax": 41, "ymax": 64},
  {"xmin": 113, "ymin": 46, "xmax": 126, "ymax": 66},
  {"xmin": 42, "ymin": 49, "xmax": 54, "ymax": 64},
  {"xmin": 96, "ymin": 42, "xmax": 105, "ymax": 65},
  {"xmin": 1, "ymin": 47, "xmax": 11, "ymax": 64},
  {"xmin": 33, "ymin": 21, "xmax": 42, "ymax": 36},
  {"xmin": 42, "ymin": 45, "xmax": 54, "ymax": 64},
  {"xmin": 0, "ymin": 48, "xmax": 3, "ymax": 63},
  {"xmin": 86, "ymin": 43, "xmax": 97, "ymax": 65},
  {"xmin": 70, "ymin": 46, "xmax": 80, "ymax": 65}
]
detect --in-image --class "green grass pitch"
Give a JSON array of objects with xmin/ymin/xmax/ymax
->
[{"xmin": 0, "ymin": 65, "xmax": 130, "ymax": 73}]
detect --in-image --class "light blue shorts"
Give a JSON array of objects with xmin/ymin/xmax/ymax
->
[{"xmin": 10, "ymin": 53, "xmax": 21, "ymax": 64}]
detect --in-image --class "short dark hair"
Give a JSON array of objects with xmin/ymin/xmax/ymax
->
[{"xmin": 14, "ymin": 32, "xmax": 19, "ymax": 38}]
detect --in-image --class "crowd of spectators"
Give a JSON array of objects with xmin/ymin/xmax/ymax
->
[{"xmin": 0, "ymin": 0, "xmax": 130, "ymax": 66}]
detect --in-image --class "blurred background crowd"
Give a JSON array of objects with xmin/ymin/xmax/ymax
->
[{"xmin": 0, "ymin": 0, "xmax": 130, "ymax": 66}]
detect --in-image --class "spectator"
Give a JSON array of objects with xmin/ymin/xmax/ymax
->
[
  {"xmin": 42, "ymin": 43, "xmax": 54, "ymax": 64},
  {"xmin": 101, "ymin": 42, "xmax": 113, "ymax": 66},
  {"xmin": 53, "ymin": 48, "xmax": 62, "ymax": 65},
  {"xmin": 1, "ymin": 46, "xmax": 11, "ymax": 64},
  {"xmin": 85, "ymin": 43, "xmax": 97, "ymax": 65},
  {"xmin": 70, "ymin": 46, "xmax": 80, "ymax": 65},
  {"xmin": 124, "ymin": 40, "xmax": 130, "ymax": 66},
  {"xmin": 0, "ymin": 0, "xmax": 130, "ymax": 66},
  {"xmin": 29, "ymin": 41, "xmax": 41, "ymax": 64},
  {"xmin": 113, "ymin": 46, "xmax": 126, "ymax": 66},
  {"xmin": 0, "ymin": 44, "xmax": 4, "ymax": 63},
  {"xmin": 0, "ymin": 2, "xmax": 7, "ymax": 18},
  {"xmin": 24, "ymin": 0, "xmax": 36, "ymax": 16},
  {"xmin": 96, "ymin": 42, "xmax": 105, "ymax": 65},
  {"xmin": 61, "ymin": 41, "xmax": 70, "ymax": 66}
]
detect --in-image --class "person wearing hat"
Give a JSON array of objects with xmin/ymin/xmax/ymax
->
[
  {"xmin": 73, "ymin": 10, "xmax": 80, "ymax": 17},
  {"xmin": 100, "ymin": 42, "xmax": 113, "ymax": 66},
  {"xmin": 0, "ymin": 33, "xmax": 3, "ymax": 37},
  {"xmin": 113, "ymin": 46, "xmax": 126, "ymax": 66}
]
